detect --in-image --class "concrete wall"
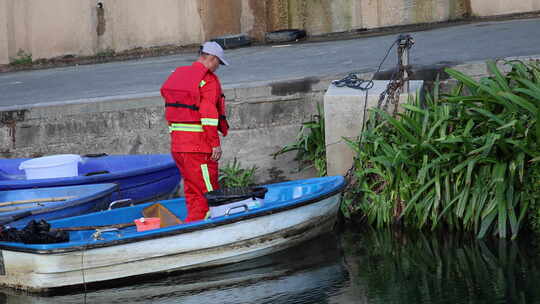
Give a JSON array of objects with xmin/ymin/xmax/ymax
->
[
  {"xmin": 2, "ymin": 55, "xmax": 539, "ymax": 183},
  {"xmin": 0, "ymin": 0, "xmax": 205, "ymax": 64},
  {"xmin": 4, "ymin": 0, "xmax": 538, "ymax": 65},
  {"xmin": 0, "ymin": 0, "xmax": 8, "ymax": 65},
  {"xmin": 98, "ymin": 0, "xmax": 203, "ymax": 53},
  {"xmin": 324, "ymin": 80, "xmax": 424, "ymax": 176},
  {"xmin": 0, "ymin": 77, "xmax": 331, "ymax": 183},
  {"xmin": 285, "ymin": 0, "xmax": 469, "ymax": 34},
  {"xmin": 470, "ymin": 0, "xmax": 540, "ymax": 17},
  {"xmin": 2, "ymin": 0, "xmax": 96, "ymax": 62}
]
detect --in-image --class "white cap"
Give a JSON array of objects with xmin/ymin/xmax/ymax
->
[{"xmin": 201, "ymin": 41, "xmax": 229, "ymax": 66}]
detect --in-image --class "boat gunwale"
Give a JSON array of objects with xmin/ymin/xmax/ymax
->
[{"xmin": 0, "ymin": 178, "xmax": 346, "ymax": 254}]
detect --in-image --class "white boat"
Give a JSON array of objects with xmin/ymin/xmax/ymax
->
[
  {"xmin": 0, "ymin": 234, "xmax": 347, "ymax": 303},
  {"xmin": 0, "ymin": 176, "xmax": 345, "ymax": 293}
]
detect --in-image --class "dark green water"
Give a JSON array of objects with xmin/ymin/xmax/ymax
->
[{"xmin": 2, "ymin": 227, "xmax": 540, "ymax": 304}]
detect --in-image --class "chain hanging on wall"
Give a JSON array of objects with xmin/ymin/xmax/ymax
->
[
  {"xmin": 376, "ymin": 34, "xmax": 415, "ymax": 121},
  {"xmin": 337, "ymin": 34, "xmax": 415, "ymax": 206}
]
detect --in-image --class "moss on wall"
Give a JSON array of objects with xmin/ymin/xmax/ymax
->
[
  {"xmin": 265, "ymin": 0, "xmax": 290, "ymax": 31},
  {"xmin": 450, "ymin": 0, "xmax": 472, "ymax": 19},
  {"xmin": 199, "ymin": 0, "xmax": 243, "ymax": 39}
]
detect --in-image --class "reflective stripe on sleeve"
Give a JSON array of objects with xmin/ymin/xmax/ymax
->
[
  {"xmin": 201, "ymin": 164, "xmax": 213, "ymax": 192},
  {"xmin": 169, "ymin": 123, "xmax": 204, "ymax": 133},
  {"xmin": 201, "ymin": 118, "xmax": 219, "ymax": 126}
]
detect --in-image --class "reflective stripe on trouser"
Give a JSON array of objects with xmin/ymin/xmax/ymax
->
[
  {"xmin": 172, "ymin": 152, "xmax": 219, "ymax": 222},
  {"xmin": 200, "ymin": 164, "xmax": 213, "ymax": 191},
  {"xmin": 169, "ymin": 123, "xmax": 203, "ymax": 133}
]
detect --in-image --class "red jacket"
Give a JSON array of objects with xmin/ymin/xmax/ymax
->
[{"xmin": 161, "ymin": 62, "xmax": 228, "ymax": 153}]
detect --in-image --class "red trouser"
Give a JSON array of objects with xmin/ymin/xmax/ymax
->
[{"xmin": 172, "ymin": 152, "xmax": 219, "ymax": 222}]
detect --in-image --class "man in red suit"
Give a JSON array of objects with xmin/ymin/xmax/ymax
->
[{"xmin": 161, "ymin": 41, "xmax": 230, "ymax": 222}]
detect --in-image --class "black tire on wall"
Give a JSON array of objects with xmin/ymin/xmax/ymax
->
[
  {"xmin": 265, "ymin": 29, "xmax": 307, "ymax": 43},
  {"xmin": 212, "ymin": 34, "xmax": 252, "ymax": 49}
]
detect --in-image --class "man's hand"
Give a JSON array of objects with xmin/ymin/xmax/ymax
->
[{"xmin": 211, "ymin": 146, "xmax": 222, "ymax": 161}]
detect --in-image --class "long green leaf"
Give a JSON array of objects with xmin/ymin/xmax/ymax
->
[
  {"xmin": 445, "ymin": 68, "xmax": 479, "ymax": 94},
  {"xmin": 493, "ymin": 163, "xmax": 507, "ymax": 238},
  {"xmin": 499, "ymin": 92, "xmax": 538, "ymax": 115},
  {"xmin": 372, "ymin": 109, "xmax": 420, "ymax": 144},
  {"xmin": 478, "ymin": 211, "xmax": 497, "ymax": 239},
  {"xmin": 487, "ymin": 60, "xmax": 511, "ymax": 92}
]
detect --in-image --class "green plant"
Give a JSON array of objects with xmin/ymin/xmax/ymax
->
[
  {"xmin": 526, "ymin": 164, "xmax": 540, "ymax": 232},
  {"xmin": 344, "ymin": 60, "xmax": 540, "ymax": 239},
  {"xmin": 219, "ymin": 158, "xmax": 258, "ymax": 188},
  {"xmin": 273, "ymin": 103, "xmax": 327, "ymax": 176},
  {"xmin": 96, "ymin": 48, "xmax": 115, "ymax": 58},
  {"xmin": 9, "ymin": 49, "xmax": 32, "ymax": 65}
]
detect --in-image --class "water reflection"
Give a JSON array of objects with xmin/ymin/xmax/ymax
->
[
  {"xmin": 340, "ymin": 228, "xmax": 540, "ymax": 304},
  {"xmin": 3, "ymin": 228, "xmax": 540, "ymax": 303},
  {"xmin": 0, "ymin": 234, "xmax": 348, "ymax": 304}
]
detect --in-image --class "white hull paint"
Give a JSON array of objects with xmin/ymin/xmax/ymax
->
[{"xmin": 0, "ymin": 193, "xmax": 340, "ymax": 292}]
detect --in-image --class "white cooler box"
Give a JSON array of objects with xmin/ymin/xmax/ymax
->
[
  {"xmin": 206, "ymin": 187, "xmax": 267, "ymax": 218},
  {"xmin": 209, "ymin": 197, "xmax": 264, "ymax": 218}
]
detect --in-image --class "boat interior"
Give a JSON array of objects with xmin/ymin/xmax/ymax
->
[
  {"xmin": 0, "ymin": 184, "xmax": 117, "ymax": 218},
  {"xmin": 0, "ymin": 176, "xmax": 344, "ymax": 251}
]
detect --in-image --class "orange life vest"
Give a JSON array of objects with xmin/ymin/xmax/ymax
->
[
  {"xmin": 161, "ymin": 64, "xmax": 206, "ymax": 123},
  {"xmin": 161, "ymin": 64, "xmax": 229, "ymax": 136}
]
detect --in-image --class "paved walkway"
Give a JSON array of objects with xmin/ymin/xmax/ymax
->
[{"xmin": 1, "ymin": 18, "xmax": 540, "ymax": 109}]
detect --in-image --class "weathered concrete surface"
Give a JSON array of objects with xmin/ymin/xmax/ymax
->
[
  {"xmin": 2, "ymin": 56, "xmax": 539, "ymax": 183},
  {"xmin": 470, "ymin": 0, "xmax": 540, "ymax": 17},
  {"xmin": 1, "ymin": 0, "xmax": 97, "ymax": 63},
  {"xmin": 0, "ymin": 0, "xmax": 9, "ymax": 65},
  {"xmin": 2, "ymin": 18, "xmax": 540, "ymax": 109},
  {"xmin": 324, "ymin": 80, "xmax": 424, "ymax": 176},
  {"xmin": 1, "ymin": 18, "xmax": 540, "ymax": 182},
  {"xmin": 0, "ymin": 78, "xmax": 330, "ymax": 182},
  {"xmin": 3, "ymin": 0, "xmax": 536, "ymax": 65}
]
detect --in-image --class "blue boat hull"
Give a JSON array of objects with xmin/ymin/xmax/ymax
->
[
  {"xmin": 0, "ymin": 176, "xmax": 346, "ymax": 292},
  {"xmin": 0, "ymin": 184, "xmax": 118, "ymax": 227},
  {"xmin": 0, "ymin": 154, "xmax": 181, "ymax": 204}
]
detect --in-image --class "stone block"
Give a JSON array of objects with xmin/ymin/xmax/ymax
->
[
  {"xmin": 324, "ymin": 80, "xmax": 424, "ymax": 176},
  {"xmin": 222, "ymin": 125, "xmax": 318, "ymax": 183},
  {"xmin": 229, "ymin": 98, "xmax": 307, "ymax": 129},
  {"xmin": 222, "ymin": 88, "xmax": 237, "ymax": 101},
  {"xmin": 0, "ymin": 127, "xmax": 11, "ymax": 151},
  {"xmin": 234, "ymin": 86, "xmax": 272, "ymax": 100}
]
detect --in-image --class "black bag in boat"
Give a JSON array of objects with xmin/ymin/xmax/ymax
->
[
  {"xmin": 205, "ymin": 186, "xmax": 268, "ymax": 207},
  {"xmin": 0, "ymin": 219, "xmax": 69, "ymax": 244}
]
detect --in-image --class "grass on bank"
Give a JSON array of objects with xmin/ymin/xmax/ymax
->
[
  {"xmin": 276, "ymin": 60, "xmax": 539, "ymax": 239},
  {"xmin": 343, "ymin": 60, "xmax": 540, "ymax": 239}
]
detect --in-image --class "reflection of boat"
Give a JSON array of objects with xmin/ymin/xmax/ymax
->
[
  {"xmin": 0, "ymin": 184, "xmax": 117, "ymax": 226},
  {"xmin": 0, "ymin": 176, "xmax": 346, "ymax": 293},
  {"xmin": 0, "ymin": 234, "xmax": 348, "ymax": 304},
  {"xmin": 0, "ymin": 154, "xmax": 181, "ymax": 203}
]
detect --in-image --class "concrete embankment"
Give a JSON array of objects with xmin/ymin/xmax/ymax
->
[{"xmin": 1, "ymin": 54, "xmax": 538, "ymax": 183}]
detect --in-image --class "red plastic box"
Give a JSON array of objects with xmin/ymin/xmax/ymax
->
[{"xmin": 134, "ymin": 217, "xmax": 161, "ymax": 232}]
